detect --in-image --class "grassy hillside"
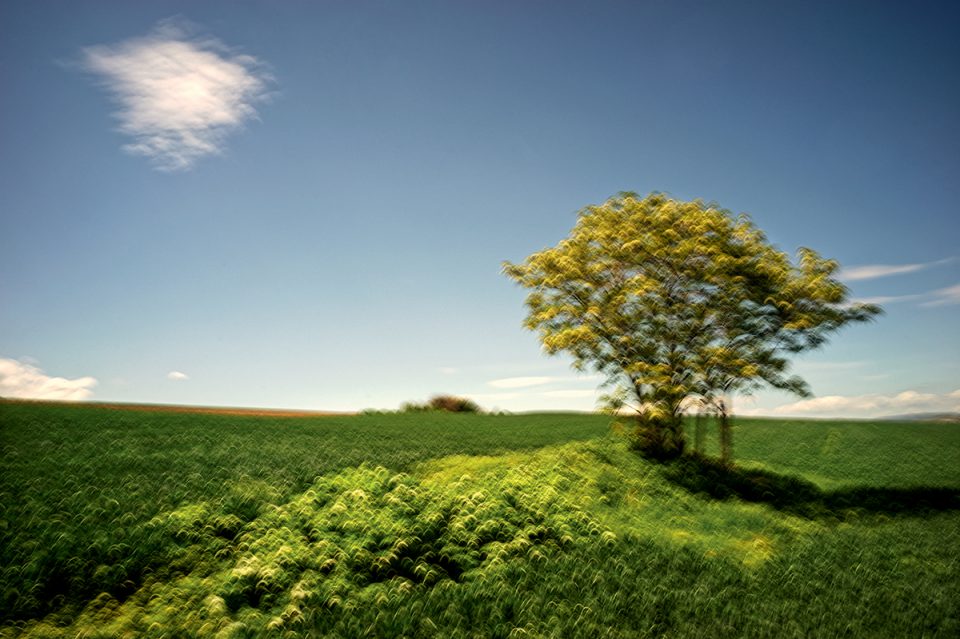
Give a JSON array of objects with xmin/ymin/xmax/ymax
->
[{"xmin": 1, "ymin": 401, "xmax": 958, "ymax": 637}]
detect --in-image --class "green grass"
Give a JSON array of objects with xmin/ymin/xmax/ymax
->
[
  {"xmin": 1, "ymin": 401, "xmax": 958, "ymax": 637},
  {"xmin": 689, "ymin": 416, "xmax": 960, "ymax": 487}
]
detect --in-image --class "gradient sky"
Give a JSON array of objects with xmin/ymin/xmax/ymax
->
[{"xmin": 1, "ymin": 1, "xmax": 958, "ymax": 417}]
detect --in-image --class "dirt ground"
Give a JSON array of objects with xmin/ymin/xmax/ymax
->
[{"xmin": 0, "ymin": 398, "xmax": 354, "ymax": 417}]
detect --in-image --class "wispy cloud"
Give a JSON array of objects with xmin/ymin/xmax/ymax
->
[
  {"xmin": 839, "ymin": 257, "xmax": 953, "ymax": 282},
  {"xmin": 541, "ymin": 389, "xmax": 597, "ymax": 398},
  {"xmin": 81, "ymin": 18, "xmax": 272, "ymax": 171},
  {"xmin": 920, "ymin": 283, "xmax": 960, "ymax": 307},
  {"xmin": 438, "ymin": 367, "xmax": 458, "ymax": 375},
  {"xmin": 488, "ymin": 376, "xmax": 554, "ymax": 389},
  {"xmin": 167, "ymin": 371, "xmax": 190, "ymax": 381},
  {"xmin": 0, "ymin": 358, "xmax": 97, "ymax": 401},
  {"xmin": 752, "ymin": 389, "xmax": 960, "ymax": 418},
  {"xmin": 851, "ymin": 281, "xmax": 960, "ymax": 307},
  {"xmin": 852, "ymin": 293, "xmax": 924, "ymax": 305}
]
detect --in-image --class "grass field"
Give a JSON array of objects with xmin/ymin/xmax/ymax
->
[{"xmin": 1, "ymin": 400, "xmax": 958, "ymax": 637}]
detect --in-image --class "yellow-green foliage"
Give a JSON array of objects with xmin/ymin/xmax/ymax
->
[
  {"xmin": 503, "ymin": 192, "xmax": 881, "ymax": 440},
  {"xmin": 22, "ymin": 443, "xmax": 622, "ymax": 636}
]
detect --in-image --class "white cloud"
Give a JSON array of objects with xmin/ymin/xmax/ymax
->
[
  {"xmin": 759, "ymin": 389, "xmax": 960, "ymax": 418},
  {"xmin": 852, "ymin": 282, "xmax": 960, "ymax": 308},
  {"xmin": 81, "ymin": 19, "xmax": 272, "ymax": 171},
  {"xmin": 852, "ymin": 294, "xmax": 923, "ymax": 305},
  {"xmin": 438, "ymin": 367, "xmax": 458, "ymax": 375},
  {"xmin": 541, "ymin": 389, "xmax": 597, "ymax": 398},
  {"xmin": 488, "ymin": 376, "xmax": 554, "ymax": 389},
  {"xmin": 167, "ymin": 371, "xmax": 190, "ymax": 381},
  {"xmin": 920, "ymin": 283, "xmax": 960, "ymax": 307},
  {"xmin": 839, "ymin": 257, "xmax": 953, "ymax": 282},
  {"xmin": 0, "ymin": 358, "xmax": 97, "ymax": 401},
  {"xmin": 840, "ymin": 264, "xmax": 927, "ymax": 281}
]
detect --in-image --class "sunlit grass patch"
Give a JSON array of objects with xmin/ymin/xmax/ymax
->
[{"xmin": 32, "ymin": 446, "xmax": 623, "ymax": 636}]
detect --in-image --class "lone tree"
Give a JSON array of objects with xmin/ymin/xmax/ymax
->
[{"xmin": 503, "ymin": 193, "xmax": 880, "ymax": 461}]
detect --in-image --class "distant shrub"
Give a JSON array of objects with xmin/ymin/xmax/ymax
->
[
  {"xmin": 399, "ymin": 401, "xmax": 431, "ymax": 413},
  {"xmin": 428, "ymin": 395, "xmax": 481, "ymax": 413},
  {"xmin": 398, "ymin": 396, "xmax": 482, "ymax": 414}
]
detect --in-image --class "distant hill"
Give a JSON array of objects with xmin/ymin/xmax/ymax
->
[{"xmin": 882, "ymin": 412, "xmax": 960, "ymax": 423}]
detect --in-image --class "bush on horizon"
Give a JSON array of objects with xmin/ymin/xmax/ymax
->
[{"xmin": 398, "ymin": 395, "xmax": 481, "ymax": 413}]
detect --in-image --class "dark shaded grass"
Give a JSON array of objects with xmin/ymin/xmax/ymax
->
[
  {"xmin": 663, "ymin": 453, "xmax": 960, "ymax": 519},
  {"xmin": 686, "ymin": 416, "xmax": 960, "ymax": 487}
]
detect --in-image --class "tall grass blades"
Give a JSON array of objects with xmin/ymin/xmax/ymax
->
[{"xmin": 1, "ymin": 402, "xmax": 958, "ymax": 637}]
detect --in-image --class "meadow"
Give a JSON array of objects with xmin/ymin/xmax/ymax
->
[{"xmin": 1, "ymin": 400, "xmax": 958, "ymax": 637}]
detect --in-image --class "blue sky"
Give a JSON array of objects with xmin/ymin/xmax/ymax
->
[{"xmin": 1, "ymin": 1, "xmax": 958, "ymax": 417}]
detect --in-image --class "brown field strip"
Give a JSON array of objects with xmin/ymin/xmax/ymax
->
[{"xmin": 0, "ymin": 398, "xmax": 355, "ymax": 417}]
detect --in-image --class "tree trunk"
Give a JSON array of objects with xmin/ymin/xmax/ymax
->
[
  {"xmin": 694, "ymin": 410, "xmax": 706, "ymax": 455},
  {"xmin": 628, "ymin": 384, "xmax": 687, "ymax": 460},
  {"xmin": 667, "ymin": 404, "xmax": 687, "ymax": 457},
  {"xmin": 718, "ymin": 397, "xmax": 734, "ymax": 466}
]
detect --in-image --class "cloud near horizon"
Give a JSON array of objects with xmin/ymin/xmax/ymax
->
[
  {"xmin": 541, "ymin": 389, "xmax": 597, "ymax": 398},
  {"xmin": 0, "ymin": 358, "xmax": 97, "ymax": 400},
  {"xmin": 744, "ymin": 389, "xmax": 960, "ymax": 418},
  {"xmin": 487, "ymin": 376, "xmax": 555, "ymax": 389},
  {"xmin": 81, "ymin": 19, "xmax": 272, "ymax": 171}
]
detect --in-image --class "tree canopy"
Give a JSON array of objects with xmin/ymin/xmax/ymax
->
[{"xmin": 503, "ymin": 193, "xmax": 881, "ymax": 459}]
